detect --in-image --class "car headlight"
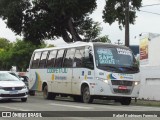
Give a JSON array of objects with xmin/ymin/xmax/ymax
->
[
  {"xmin": 96, "ymin": 77, "xmax": 109, "ymax": 84},
  {"xmin": 134, "ymin": 81, "xmax": 140, "ymax": 86},
  {"xmin": 23, "ymin": 85, "xmax": 27, "ymax": 89}
]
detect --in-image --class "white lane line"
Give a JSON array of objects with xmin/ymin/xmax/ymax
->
[
  {"xmin": 0, "ymin": 105, "xmax": 30, "ymax": 111},
  {"xmin": 50, "ymin": 103, "xmax": 93, "ymax": 109}
]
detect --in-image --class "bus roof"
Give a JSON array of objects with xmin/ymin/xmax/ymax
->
[{"xmin": 34, "ymin": 42, "xmax": 130, "ymax": 52}]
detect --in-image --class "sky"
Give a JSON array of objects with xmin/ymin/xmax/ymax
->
[{"xmin": 0, "ymin": 0, "xmax": 160, "ymax": 45}]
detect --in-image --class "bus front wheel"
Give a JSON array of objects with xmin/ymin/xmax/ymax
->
[
  {"xmin": 82, "ymin": 86, "xmax": 93, "ymax": 103},
  {"xmin": 120, "ymin": 97, "xmax": 131, "ymax": 105},
  {"xmin": 43, "ymin": 85, "xmax": 56, "ymax": 100}
]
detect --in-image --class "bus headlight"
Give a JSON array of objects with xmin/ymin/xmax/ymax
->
[
  {"xmin": 96, "ymin": 77, "xmax": 109, "ymax": 84},
  {"xmin": 134, "ymin": 81, "xmax": 140, "ymax": 86},
  {"xmin": 104, "ymin": 80, "xmax": 109, "ymax": 84}
]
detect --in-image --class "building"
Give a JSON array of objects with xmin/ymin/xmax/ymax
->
[{"xmin": 139, "ymin": 33, "xmax": 160, "ymax": 100}]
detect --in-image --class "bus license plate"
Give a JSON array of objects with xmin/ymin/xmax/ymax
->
[{"xmin": 118, "ymin": 86, "xmax": 127, "ymax": 90}]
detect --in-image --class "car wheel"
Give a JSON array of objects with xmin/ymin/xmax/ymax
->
[
  {"xmin": 82, "ymin": 86, "xmax": 93, "ymax": 103},
  {"xmin": 21, "ymin": 98, "xmax": 27, "ymax": 102}
]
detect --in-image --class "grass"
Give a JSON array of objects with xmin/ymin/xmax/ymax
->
[{"xmin": 131, "ymin": 99, "xmax": 160, "ymax": 107}]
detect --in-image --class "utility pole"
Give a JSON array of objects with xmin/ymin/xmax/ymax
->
[{"xmin": 125, "ymin": 0, "xmax": 129, "ymax": 47}]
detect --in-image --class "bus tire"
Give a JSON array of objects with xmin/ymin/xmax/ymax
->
[
  {"xmin": 82, "ymin": 86, "xmax": 93, "ymax": 103},
  {"xmin": 120, "ymin": 97, "xmax": 131, "ymax": 105},
  {"xmin": 29, "ymin": 90, "xmax": 35, "ymax": 96},
  {"xmin": 43, "ymin": 85, "xmax": 56, "ymax": 100}
]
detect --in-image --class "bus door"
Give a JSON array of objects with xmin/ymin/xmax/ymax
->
[{"xmin": 72, "ymin": 46, "xmax": 94, "ymax": 95}]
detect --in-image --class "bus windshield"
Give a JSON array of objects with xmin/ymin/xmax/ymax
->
[{"xmin": 94, "ymin": 45, "xmax": 139, "ymax": 73}]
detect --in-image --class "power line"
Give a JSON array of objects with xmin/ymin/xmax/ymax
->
[
  {"xmin": 142, "ymin": 3, "xmax": 160, "ymax": 7},
  {"xmin": 140, "ymin": 10, "xmax": 160, "ymax": 16}
]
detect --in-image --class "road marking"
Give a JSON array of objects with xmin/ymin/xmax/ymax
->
[
  {"xmin": 0, "ymin": 105, "xmax": 30, "ymax": 111},
  {"xmin": 50, "ymin": 103, "xmax": 93, "ymax": 109}
]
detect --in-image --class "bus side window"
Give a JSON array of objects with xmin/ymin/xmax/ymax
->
[
  {"xmin": 46, "ymin": 50, "xmax": 57, "ymax": 68},
  {"xmin": 55, "ymin": 49, "xmax": 65, "ymax": 67},
  {"xmin": 39, "ymin": 51, "xmax": 48, "ymax": 68},
  {"xmin": 63, "ymin": 48, "xmax": 75, "ymax": 68},
  {"xmin": 74, "ymin": 47, "xmax": 85, "ymax": 67},
  {"xmin": 82, "ymin": 47, "xmax": 94, "ymax": 69},
  {"xmin": 31, "ymin": 52, "xmax": 41, "ymax": 69}
]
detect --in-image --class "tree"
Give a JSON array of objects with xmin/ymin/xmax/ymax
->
[
  {"xmin": 102, "ymin": 0, "xmax": 142, "ymax": 29},
  {"xmin": 0, "ymin": 39, "xmax": 45, "ymax": 71},
  {"xmin": 0, "ymin": 38, "xmax": 11, "ymax": 49},
  {"xmin": 0, "ymin": 0, "xmax": 98, "ymax": 45},
  {"xmin": 102, "ymin": 0, "xmax": 142, "ymax": 46},
  {"xmin": 0, "ymin": 0, "xmax": 142, "ymax": 45}
]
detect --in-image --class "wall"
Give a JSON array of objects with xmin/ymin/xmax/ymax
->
[
  {"xmin": 139, "ymin": 66, "xmax": 160, "ymax": 100},
  {"xmin": 139, "ymin": 33, "xmax": 160, "ymax": 100}
]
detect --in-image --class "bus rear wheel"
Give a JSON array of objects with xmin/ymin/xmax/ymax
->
[
  {"xmin": 120, "ymin": 97, "xmax": 131, "ymax": 105},
  {"xmin": 82, "ymin": 86, "xmax": 93, "ymax": 103},
  {"xmin": 43, "ymin": 85, "xmax": 56, "ymax": 100}
]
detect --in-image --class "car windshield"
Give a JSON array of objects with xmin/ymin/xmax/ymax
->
[
  {"xmin": 0, "ymin": 72, "xmax": 20, "ymax": 81},
  {"xmin": 94, "ymin": 45, "xmax": 139, "ymax": 73}
]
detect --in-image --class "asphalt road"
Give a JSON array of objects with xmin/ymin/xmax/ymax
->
[{"xmin": 0, "ymin": 94, "xmax": 160, "ymax": 120}]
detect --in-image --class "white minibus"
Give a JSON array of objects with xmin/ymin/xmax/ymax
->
[{"xmin": 28, "ymin": 42, "xmax": 140, "ymax": 105}]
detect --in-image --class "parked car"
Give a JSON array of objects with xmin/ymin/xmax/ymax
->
[
  {"xmin": 17, "ymin": 72, "xmax": 29, "ymax": 88},
  {"xmin": 7, "ymin": 71, "xmax": 29, "ymax": 88},
  {"xmin": 0, "ymin": 71, "xmax": 28, "ymax": 102},
  {"xmin": 8, "ymin": 71, "xmax": 24, "ymax": 81}
]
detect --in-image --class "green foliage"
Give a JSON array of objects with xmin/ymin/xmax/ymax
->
[
  {"xmin": 78, "ymin": 17, "xmax": 102, "ymax": 41},
  {"xmin": 47, "ymin": 44, "xmax": 55, "ymax": 48},
  {"xmin": 97, "ymin": 35, "xmax": 111, "ymax": 43},
  {"xmin": 0, "ymin": 38, "xmax": 45, "ymax": 71},
  {"xmin": 102, "ymin": 0, "xmax": 142, "ymax": 29},
  {"xmin": 0, "ymin": 38, "xmax": 11, "ymax": 49},
  {"xmin": 0, "ymin": 0, "xmax": 142, "ymax": 45},
  {"xmin": 92, "ymin": 35, "xmax": 111, "ymax": 43},
  {"xmin": 0, "ymin": 0, "xmax": 97, "ymax": 44}
]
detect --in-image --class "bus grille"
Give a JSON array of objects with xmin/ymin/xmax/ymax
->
[{"xmin": 111, "ymin": 80, "xmax": 133, "ymax": 86}]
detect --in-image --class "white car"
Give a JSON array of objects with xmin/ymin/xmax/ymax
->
[{"xmin": 0, "ymin": 71, "xmax": 28, "ymax": 102}]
